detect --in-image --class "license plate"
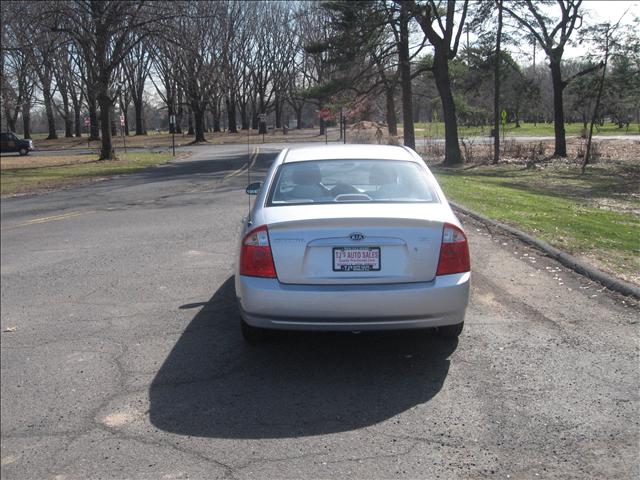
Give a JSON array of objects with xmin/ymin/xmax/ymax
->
[{"xmin": 333, "ymin": 247, "xmax": 380, "ymax": 272}]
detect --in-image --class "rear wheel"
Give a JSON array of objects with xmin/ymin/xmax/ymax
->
[
  {"xmin": 19, "ymin": 147, "xmax": 28, "ymax": 156},
  {"xmin": 241, "ymin": 318, "xmax": 271, "ymax": 343},
  {"xmin": 438, "ymin": 322, "xmax": 464, "ymax": 339}
]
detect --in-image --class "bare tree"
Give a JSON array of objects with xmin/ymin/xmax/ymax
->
[
  {"xmin": 502, "ymin": 0, "xmax": 596, "ymax": 157},
  {"xmin": 47, "ymin": 0, "xmax": 172, "ymax": 159},
  {"xmin": 404, "ymin": 0, "xmax": 470, "ymax": 165},
  {"xmin": 581, "ymin": 16, "xmax": 626, "ymax": 172},
  {"xmin": 493, "ymin": 0, "xmax": 503, "ymax": 164},
  {"xmin": 149, "ymin": 37, "xmax": 182, "ymax": 133},
  {"xmin": 52, "ymin": 41, "xmax": 84, "ymax": 137},
  {"xmin": 123, "ymin": 39, "xmax": 152, "ymax": 135},
  {"xmin": 1, "ymin": 14, "xmax": 22, "ymax": 132},
  {"xmin": 2, "ymin": 2, "xmax": 38, "ymax": 137},
  {"xmin": 25, "ymin": 11, "xmax": 60, "ymax": 139},
  {"xmin": 171, "ymin": 1, "xmax": 224, "ymax": 142}
]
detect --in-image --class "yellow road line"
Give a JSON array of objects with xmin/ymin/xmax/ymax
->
[
  {"xmin": 223, "ymin": 147, "xmax": 259, "ymax": 181},
  {"xmin": 2, "ymin": 210, "xmax": 96, "ymax": 230}
]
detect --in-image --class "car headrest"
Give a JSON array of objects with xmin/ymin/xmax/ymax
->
[
  {"xmin": 292, "ymin": 164, "xmax": 322, "ymax": 185},
  {"xmin": 369, "ymin": 164, "xmax": 397, "ymax": 185}
]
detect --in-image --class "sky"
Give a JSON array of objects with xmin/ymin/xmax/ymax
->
[
  {"xmin": 582, "ymin": 0, "xmax": 638, "ymax": 24},
  {"xmin": 564, "ymin": 0, "xmax": 639, "ymax": 57}
]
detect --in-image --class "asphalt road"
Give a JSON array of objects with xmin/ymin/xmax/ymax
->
[{"xmin": 1, "ymin": 144, "xmax": 638, "ymax": 480}]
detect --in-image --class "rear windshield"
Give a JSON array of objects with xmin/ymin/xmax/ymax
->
[{"xmin": 267, "ymin": 159, "xmax": 438, "ymax": 205}]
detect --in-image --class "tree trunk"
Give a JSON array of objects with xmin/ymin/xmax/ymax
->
[
  {"xmin": 43, "ymin": 84, "xmax": 58, "ymax": 139},
  {"xmin": 187, "ymin": 110, "xmax": 194, "ymax": 135},
  {"xmin": 433, "ymin": 51, "xmax": 462, "ymax": 165},
  {"xmin": 73, "ymin": 102, "xmax": 81, "ymax": 137},
  {"xmin": 213, "ymin": 105, "xmax": 221, "ymax": 132},
  {"xmin": 110, "ymin": 108, "xmax": 118, "ymax": 136},
  {"xmin": 5, "ymin": 105, "xmax": 16, "ymax": 132},
  {"xmin": 295, "ymin": 106, "xmax": 303, "ymax": 129},
  {"xmin": 88, "ymin": 93, "xmax": 100, "ymax": 140},
  {"xmin": 549, "ymin": 60, "xmax": 567, "ymax": 156},
  {"xmin": 240, "ymin": 102, "xmax": 249, "ymax": 130},
  {"xmin": 64, "ymin": 115, "xmax": 73, "ymax": 138},
  {"xmin": 227, "ymin": 96, "xmax": 237, "ymax": 133},
  {"xmin": 59, "ymin": 86, "xmax": 73, "ymax": 138},
  {"xmin": 275, "ymin": 98, "xmax": 282, "ymax": 129},
  {"xmin": 134, "ymin": 99, "xmax": 145, "ymax": 135},
  {"xmin": 250, "ymin": 101, "xmax": 257, "ymax": 130},
  {"xmin": 176, "ymin": 101, "xmax": 183, "ymax": 134},
  {"xmin": 123, "ymin": 106, "xmax": 130, "ymax": 136},
  {"xmin": 98, "ymin": 93, "xmax": 114, "ymax": 159},
  {"xmin": 22, "ymin": 99, "xmax": 31, "ymax": 139},
  {"xmin": 493, "ymin": 0, "xmax": 502, "ymax": 164},
  {"xmin": 582, "ymin": 30, "xmax": 610, "ymax": 173},
  {"xmin": 193, "ymin": 106, "xmax": 206, "ymax": 142},
  {"xmin": 398, "ymin": 4, "xmax": 415, "ymax": 149},
  {"xmin": 385, "ymin": 85, "xmax": 398, "ymax": 136}
]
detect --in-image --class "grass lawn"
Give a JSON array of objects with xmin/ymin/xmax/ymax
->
[
  {"xmin": 1, "ymin": 152, "xmax": 175, "ymax": 196},
  {"xmin": 432, "ymin": 163, "xmax": 640, "ymax": 285},
  {"xmin": 413, "ymin": 121, "xmax": 640, "ymax": 138}
]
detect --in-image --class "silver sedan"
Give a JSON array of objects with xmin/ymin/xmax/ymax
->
[{"xmin": 235, "ymin": 145, "xmax": 470, "ymax": 342}]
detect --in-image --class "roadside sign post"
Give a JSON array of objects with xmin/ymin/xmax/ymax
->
[
  {"xmin": 120, "ymin": 114, "xmax": 126, "ymax": 153},
  {"xmin": 319, "ymin": 108, "xmax": 332, "ymax": 145},
  {"xmin": 169, "ymin": 115, "xmax": 176, "ymax": 156},
  {"xmin": 342, "ymin": 108, "xmax": 347, "ymax": 145},
  {"xmin": 259, "ymin": 113, "xmax": 266, "ymax": 143}
]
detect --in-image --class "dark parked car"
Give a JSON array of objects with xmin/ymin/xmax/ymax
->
[{"xmin": 0, "ymin": 132, "xmax": 34, "ymax": 155}]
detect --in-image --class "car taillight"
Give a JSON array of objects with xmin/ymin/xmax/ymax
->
[
  {"xmin": 436, "ymin": 223, "xmax": 470, "ymax": 276},
  {"xmin": 239, "ymin": 225, "xmax": 277, "ymax": 278}
]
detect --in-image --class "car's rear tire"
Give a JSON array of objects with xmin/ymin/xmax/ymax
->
[
  {"xmin": 19, "ymin": 147, "xmax": 29, "ymax": 156},
  {"xmin": 438, "ymin": 322, "xmax": 464, "ymax": 338},
  {"xmin": 241, "ymin": 318, "xmax": 271, "ymax": 343}
]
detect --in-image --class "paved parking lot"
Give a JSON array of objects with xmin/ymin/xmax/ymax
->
[{"xmin": 1, "ymin": 144, "xmax": 638, "ymax": 479}]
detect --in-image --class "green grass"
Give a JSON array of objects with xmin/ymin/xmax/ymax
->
[
  {"xmin": 432, "ymin": 164, "xmax": 640, "ymax": 282},
  {"xmin": 413, "ymin": 121, "xmax": 640, "ymax": 138},
  {"xmin": 1, "ymin": 152, "xmax": 174, "ymax": 195}
]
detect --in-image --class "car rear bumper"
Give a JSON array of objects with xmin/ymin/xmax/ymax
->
[{"xmin": 236, "ymin": 272, "xmax": 469, "ymax": 331}]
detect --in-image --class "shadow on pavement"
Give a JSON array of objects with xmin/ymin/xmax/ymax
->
[
  {"xmin": 149, "ymin": 276, "xmax": 457, "ymax": 439},
  {"xmin": 134, "ymin": 151, "xmax": 277, "ymax": 182}
]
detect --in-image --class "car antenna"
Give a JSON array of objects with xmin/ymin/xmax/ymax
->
[{"xmin": 247, "ymin": 126, "xmax": 252, "ymax": 226}]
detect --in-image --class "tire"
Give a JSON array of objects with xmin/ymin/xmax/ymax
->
[
  {"xmin": 240, "ymin": 318, "xmax": 271, "ymax": 343},
  {"xmin": 438, "ymin": 322, "xmax": 464, "ymax": 339},
  {"xmin": 19, "ymin": 147, "xmax": 29, "ymax": 156}
]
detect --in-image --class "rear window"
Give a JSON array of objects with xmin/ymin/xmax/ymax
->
[{"xmin": 267, "ymin": 159, "xmax": 438, "ymax": 205}]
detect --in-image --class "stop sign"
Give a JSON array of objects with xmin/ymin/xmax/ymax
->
[{"xmin": 319, "ymin": 108, "xmax": 332, "ymax": 121}]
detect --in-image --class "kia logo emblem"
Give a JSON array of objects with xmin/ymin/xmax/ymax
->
[{"xmin": 349, "ymin": 232, "xmax": 365, "ymax": 241}]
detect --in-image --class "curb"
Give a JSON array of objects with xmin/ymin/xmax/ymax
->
[{"xmin": 449, "ymin": 201, "xmax": 640, "ymax": 300}]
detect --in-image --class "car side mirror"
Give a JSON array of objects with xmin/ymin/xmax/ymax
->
[{"xmin": 246, "ymin": 181, "xmax": 262, "ymax": 195}]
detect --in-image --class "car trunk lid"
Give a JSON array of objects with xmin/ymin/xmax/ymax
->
[{"xmin": 265, "ymin": 204, "xmax": 447, "ymax": 285}]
